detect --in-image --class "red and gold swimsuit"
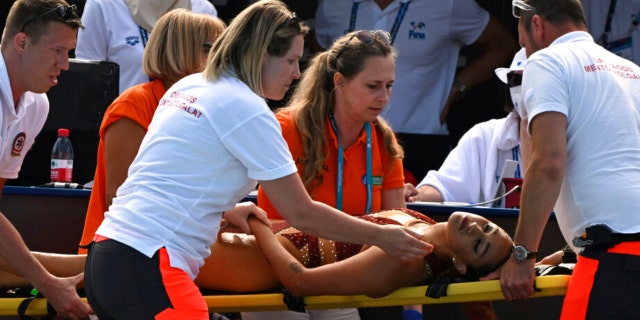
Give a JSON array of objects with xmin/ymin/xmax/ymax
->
[{"xmin": 275, "ymin": 209, "xmax": 453, "ymax": 282}]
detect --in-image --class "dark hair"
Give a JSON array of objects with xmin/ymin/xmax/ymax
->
[
  {"xmin": 3, "ymin": 0, "xmax": 83, "ymax": 44},
  {"xmin": 520, "ymin": 0, "xmax": 586, "ymax": 32}
]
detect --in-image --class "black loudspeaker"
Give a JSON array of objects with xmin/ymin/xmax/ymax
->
[{"xmin": 7, "ymin": 59, "xmax": 119, "ymax": 187}]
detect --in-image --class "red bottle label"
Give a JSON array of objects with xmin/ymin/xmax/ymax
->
[{"xmin": 51, "ymin": 159, "xmax": 73, "ymax": 182}]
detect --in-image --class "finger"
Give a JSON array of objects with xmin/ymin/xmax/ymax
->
[
  {"xmin": 253, "ymin": 210, "xmax": 272, "ymax": 226},
  {"xmin": 236, "ymin": 221, "xmax": 251, "ymax": 234}
]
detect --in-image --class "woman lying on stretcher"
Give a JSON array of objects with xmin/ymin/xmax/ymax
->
[{"xmin": 0, "ymin": 208, "xmax": 513, "ymax": 298}]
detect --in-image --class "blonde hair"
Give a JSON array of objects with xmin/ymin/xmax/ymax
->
[
  {"xmin": 143, "ymin": 9, "xmax": 226, "ymax": 85},
  {"xmin": 203, "ymin": 0, "xmax": 308, "ymax": 96},
  {"xmin": 280, "ymin": 31, "xmax": 403, "ymax": 190}
]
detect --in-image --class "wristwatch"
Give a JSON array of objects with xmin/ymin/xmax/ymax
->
[
  {"xmin": 453, "ymin": 79, "xmax": 467, "ymax": 99},
  {"xmin": 512, "ymin": 244, "xmax": 537, "ymax": 262}
]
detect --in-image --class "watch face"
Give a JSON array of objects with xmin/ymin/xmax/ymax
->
[{"xmin": 513, "ymin": 245, "xmax": 528, "ymax": 262}]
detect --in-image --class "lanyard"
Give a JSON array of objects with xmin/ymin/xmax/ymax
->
[
  {"xmin": 598, "ymin": 0, "xmax": 618, "ymax": 44},
  {"xmin": 138, "ymin": 26, "xmax": 149, "ymax": 48},
  {"xmin": 512, "ymin": 146, "xmax": 521, "ymax": 179},
  {"xmin": 328, "ymin": 113, "xmax": 373, "ymax": 213},
  {"xmin": 349, "ymin": 1, "xmax": 411, "ymax": 45}
]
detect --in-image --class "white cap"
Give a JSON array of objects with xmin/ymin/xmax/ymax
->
[{"xmin": 495, "ymin": 48, "xmax": 528, "ymax": 84}]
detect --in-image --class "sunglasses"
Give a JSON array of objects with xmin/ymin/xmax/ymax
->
[
  {"xmin": 506, "ymin": 72, "xmax": 522, "ymax": 88},
  {"xmin": 335, "ymin": 30, "xmax": 391, "ymax": 62},
  {"xmin": 512, "ymin": 0, "xmax": 536, "ymax": 19},
  {"xmin": 346, "ymin": 30, "xmax": 391, "ymax": 46},
  {"xmin": 276, "ymin": 12, "xmax": 300, "ymax": 31},
  {"xmin": 21, "ymin": 4, "xmax": 79, "ymax": 33}
]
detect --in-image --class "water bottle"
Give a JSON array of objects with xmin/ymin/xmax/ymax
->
[{"xmin": 50, "ymin": 128, "xmax": 74, "ymax": 182}]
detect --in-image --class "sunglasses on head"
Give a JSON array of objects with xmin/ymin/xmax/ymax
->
[
  {"xmin": 346, "ymin": 30, "xmax": 391, "ymax": 46},
  {"xmin": 276, "ymin": 12, "xmax": 300, "ymax": 31},
  {"xmin": 21, "ymin": 4, "xmax": 78, "ymax": 33},
  {"xmin": 507, "ymin": 72, "xmax": 523, "ymax": 88},
  {"xmin": 335, "ymin": 30, "xmax": 391, "ymax": 62},
  {"xmin": 512, "ymin": 0, "xmax": 536, "ymax": 19}
]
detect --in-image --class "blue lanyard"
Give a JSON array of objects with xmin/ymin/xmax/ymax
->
[
  {"xmin": 512, "ymin": 146, "xmax": 521, "ymax": 179},
  {"xmin": 328, "ymin": 113, "xmax": 373, "ymax": 213},
  {"xmin": 599, "ymin": 0, "xmax": 618, "ymax": 44},
  {"xmin": 138, "ymin": 26, "xmax": 149, "ymax": 47},
  {"xmin": 349, "ymin": 1, "xmax": 411, "ymax": 45}
]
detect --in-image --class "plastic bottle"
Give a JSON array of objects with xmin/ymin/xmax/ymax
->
[{"xmin": 50, "ymin": 128, "xmax": 74, "ymax": 182}]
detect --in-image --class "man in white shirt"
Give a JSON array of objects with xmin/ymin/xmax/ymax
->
[
  {"xmin": 501, "ymin": 1, "xmax": 640, "ymax": 318},
  {"xmin": 0, "ymin": 1, "xmax": 92, "ymax": 318}
]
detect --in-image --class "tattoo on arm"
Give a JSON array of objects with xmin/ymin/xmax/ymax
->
[{"xmin": 289, "ymin": 262, "xmax": 303, "ymax": 274}]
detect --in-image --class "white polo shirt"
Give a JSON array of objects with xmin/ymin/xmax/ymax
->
[
  {"xmin": 0, "ymin": 53, "xmax": 49, "ymax": 179},
  {"xmin": 96, "ymin": 73, "xmax": 297, "ymax": 279},
  {"xmin": 523, "ymin": 31, "xmax": 640, "ymax": 250},
  {"xmin": 76, "ymin": 0, "xmax": 217, "ymax": 94},
  {"xmin": 315, "ymin": 0, "xmax": 489, "ymax": 135}
]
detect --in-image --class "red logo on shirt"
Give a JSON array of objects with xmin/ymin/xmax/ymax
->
[{"xmin": 11, "ymin": 133, "xmax": 26, "ymax": 157}]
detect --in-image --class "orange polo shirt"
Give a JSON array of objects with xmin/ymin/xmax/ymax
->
[
  {"xmin": 78, "ymin": 79, "xmax": 166, "ymax": 253},
  {"xmin": 257, "ymin": 109, "xmax": 404, "ymax": 219}
]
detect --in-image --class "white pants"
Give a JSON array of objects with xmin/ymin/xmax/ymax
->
[{"xmin": 241, "ymin": 308, "xmax": 361, "ymax": 320}]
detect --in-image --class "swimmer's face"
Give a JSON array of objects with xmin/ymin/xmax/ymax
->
[{"xmin": 446, "ymin": 211, "xmax": 512, "ymax": 271}]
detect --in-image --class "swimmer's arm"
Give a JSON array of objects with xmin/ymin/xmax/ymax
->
[{"xmin": 249, "ymin": 217, "xmax": 423, "ymax": 298}]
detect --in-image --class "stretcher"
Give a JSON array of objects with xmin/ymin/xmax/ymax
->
[{"xmin": 1, "ymin": 275, "xmax": 570, "ymax": 316}]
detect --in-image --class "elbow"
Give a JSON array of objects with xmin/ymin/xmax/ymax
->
[
  {"xmin": 544, "ymin": 165, "xmax": 565, "ymax": 182},
  {"xmin": 535, "ymin": 156, "xmax": 566, "ymax": 182},
  {"xmin": 280, "ymin": 274, "xmax": 308, "ymax": 297}
]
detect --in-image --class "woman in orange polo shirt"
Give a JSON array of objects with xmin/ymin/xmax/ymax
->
[
  {"xmin": 77, "ymin": 10, "xmax": 226, "ymax": 253},
  {"xmin": 257, "ymin": 30, "xmax": 404, "ymax": 220},
  {"xmin": 252, "ymin": 30, "xmax": 405, "ymax": 320}
]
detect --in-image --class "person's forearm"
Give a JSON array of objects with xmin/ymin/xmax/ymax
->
[
  {"xmin": 248, "ymin": 217, "xmax": 305, "ymax": 295},
  {"xmin": 0, "ymin": 213, "xmax": 52, "ymax": 288},
  {"xmin": 287, "ymin": 201, "xmax": 384, "ymax": 245},
  {"xmin": 415, "ymin": 185, "xmax": 444, "ymax": 202},
  {"xmin": 262, "ymin": 175, "xmax": 384, "ymax": 245},
  {"xmin": 514, "ymin": 158, "xmax": 563, "ymax": 251}
]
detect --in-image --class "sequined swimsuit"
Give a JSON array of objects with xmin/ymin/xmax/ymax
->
[{"xmin": 275, "ymin": 208, "xmax": 454, "ymax": 282}]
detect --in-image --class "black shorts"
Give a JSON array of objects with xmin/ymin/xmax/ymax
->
[
  {"xmin": 84, "ymin": 239, "xmax": 208, "ymax": 319},
  {"xmin": 562, "ymin": 242, "xmax": 640, "ymax": 319}
]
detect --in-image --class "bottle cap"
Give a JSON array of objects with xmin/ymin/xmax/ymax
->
[{"xmin": 58, "ymin": 128, "xmax": 70, "ymax": 137}]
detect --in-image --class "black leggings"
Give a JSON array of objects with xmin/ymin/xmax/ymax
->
[{"xmin": 84, "ymin": 239, "xmax": 174, "ymax": 319}]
